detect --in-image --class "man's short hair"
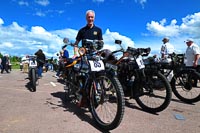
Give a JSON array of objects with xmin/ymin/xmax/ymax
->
[{"xmin": 86, "ymin": 10, "xmax": 95, "ymax": 17}]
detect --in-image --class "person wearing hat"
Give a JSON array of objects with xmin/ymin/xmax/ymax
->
[
  {"xmin": 62, "ymin": 44, "xmax": 69, "ymax": 59},
  {"xmin": 53, "ymin": 44, "xmax": 71, "ymax": 79},
  {"xmin": 160, "ymin": 37, "xmax": 175, "ymax": 81},
  {"xmin": 184, "ymin": 38, "xmax": 200, "ymax": 67},
  {"xmin": 160, "ymin": 37, "xmax": 175, "ymax": 59}
]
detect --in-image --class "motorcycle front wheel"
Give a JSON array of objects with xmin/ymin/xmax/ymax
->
[
  {"xmin": 135, "ymin": 71, "xmax": 172, "ymax": 113},
  {"xmin": 31, "ymin": 68, "xmax": 36, "ymax": 92},
  {"xmin": 89, "ymin": 73, "xmax": 125, "ymax": 131},
  {"xmin": 171, "ymin": 70, "xmax": 200, "ymax": 103}
]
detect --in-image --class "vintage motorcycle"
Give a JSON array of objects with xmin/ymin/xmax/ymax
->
[
  {"xmin": 146, "ymin": 53, "xmax": 200, "ymax": 103},
  {"xmin": 100, "ymin": 40, "xmax": 172, "ymax": 113},
  {"xmin": 27, "ymin": 55, "xmax": 38, "ymax": 92},
  {"xmin": 63, "ymin": 39, "xmax": 125, "ymax": 131}
]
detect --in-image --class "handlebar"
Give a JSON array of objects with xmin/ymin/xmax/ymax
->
[
  {"xmin": 127, "ymin": 47, "xmax": 151, "ymax": 56},
  {"xmin": 112, "ymin": 48, "xmax": 124, "ymax": 54}
]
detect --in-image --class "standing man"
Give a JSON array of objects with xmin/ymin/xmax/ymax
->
[
  {"xmin": 184, "ymin": 38, "xmax": 200, "ymax": 67},
  {"xmin": 160, "ymin": 37, "xmax": 175, "ymax": 59},
  {"xmin": 35, "ymin": 49, "xmax": 46, "ymax": 77},
  {"xmin": 1, "ymin": 54, "xmax": 9, "ymax": 74},
  {"xmin": 73, "ymin": 10, "xmax": 104, "ymax": 107},
  {"xmin": 0, "ymin": 57, "xmax": 2, "ymax": 70},
  {"xmin": 74, "ymin": 9, "xmax": 104, "ymax": 48},
  {"xmin": 160, "ymin": 37, "xmax": 175, "ymax": 81}
]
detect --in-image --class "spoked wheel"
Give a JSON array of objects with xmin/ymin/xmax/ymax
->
[
  {"xmin": 135, "ymin": 71, "xmax": 172, "ymax": 113},
  {"xmin": 171, "ymin": 70, "xmax": 200, "ymax": 103},
  {"xmin": 31, "ymin": 68, "xmax": 36, "ymax": 92},
  {"xmin": 64, "ymin": 70, "xmax": 76, "ymax": 102},
  {"xmin": 64, "ymin": 81, "xmax": 74, "ymax": 102},
  {"xmin": 89, "ymin": 73, "xmax": 125, "ymax": 131}
]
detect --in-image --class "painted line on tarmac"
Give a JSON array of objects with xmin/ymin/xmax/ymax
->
[
  {"xmin": 43, "ymin": 82, "xmax": 60, "ymax": 86},
  {"xmin": 0, "ymin": 87, "xmax": 52, "ymax": 93},
  {"xmin": 50, "ymin": 82, "xmax": 56, "ymax": 87}
]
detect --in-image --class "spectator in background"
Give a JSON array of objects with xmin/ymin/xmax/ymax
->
[
  {"xmin": 35, "ymin": 49, "xmax": 46, "ymax": 77},
  {"xmin": 160, "ymin": 37, "xmax": 175, "ymax": 60},
  {"xmin": 22, "ymin": 55, "xmax": 29, "ymax": 73},
  {"xmin": 1, "ymin": 54, "xmax": 9, "ymax": 74},
  {"xmin": 8, "ymin": 56, "xmax": 12, "ymax": 71},
  {"xmin": 0, "ymin": 57, "xmax": 2, "ymax": 70},
  {"xmin": 53, "ymin": 44, "xmax": 70, "ymax": 78},
  {"xmin": 49, "ymin": 57, "xmax": 54, "ymax": 71},
  {"xmin": 62, "ymin": 44, "xmax": 69, "ymax": 59},
  {"xmin": 20, "ymin": 61, "xmax": 23, "ymax": 71},
  {"xmin": 184, "ymin": 38, "xmax": 200, "ymax": 67},
  {"xmin": 160, "ymin": 37, "xmax": 175, "ymax": 81}
]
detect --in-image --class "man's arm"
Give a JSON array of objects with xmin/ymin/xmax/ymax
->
[
  {"xmin": 194, "ymin": 54, "xmax": 200, "ymax": 67},
  {"xmin": 73, "ymin": 40, "xmax": 80, "ymax": 56}
]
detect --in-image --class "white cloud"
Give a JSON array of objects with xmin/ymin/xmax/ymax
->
[
  {"xmin": 0, "ymin": 42, "xmax": 14, "ymax": 48},
  {"xmin": 65, "ymin": 0, "xmax": 73, "ymax": 5},
  {"xmin": 35, "ymin": 11, "xmax": 46, "ymax": 17},
  {"xmin": 180, "ymin": 12, "xmax": 200, "ymax": 38},
  {"xmin": 103, "ymin": 29, "xmax": 134, "ymax": 50},
  {"xmin": 146, "ymin": 18, "xmax": 180, "ymax": 37},
  {"xmin": 0, "ymin": 20, "xmax": 62, "ymax": 57},
  {"xmin": 18, "ymin": 1, "xmax": 29, "ymax": 6},
  {"xmin": 35, "ymin": 0, "xmax": 50, "ymax": 6},
  {"xmin": 0, "ymin": 18, "xmax": 135, "ymax": 58},
  {"xmin": 0, "ymin": 18, "xmax": 4, "ymax": 25},
  {"xmin": 146, "ymin": 12, "xmax": 200, "ymax": 40},
  {"xmin": 93, "ymin": 0, "xmax": 104, "ymax": 3},
  {"xmin": 10, "ymin": 22, "xmax": 26, "ymax": 32},
  {"xmin": 135, "ymin": 0, "xmax": 147, "ymax": 8}
]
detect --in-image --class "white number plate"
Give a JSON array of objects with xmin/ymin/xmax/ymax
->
[
  {"xmin": 136, "ymin": 56, "xmax": 145, "ymax": 69},
  {"xmin": 89, "ymin": 60, "xmax": 105, "ymax": 72},
  {"xmin": 29, "ymin": 60, "xmax": 37, "ymax": 67}
]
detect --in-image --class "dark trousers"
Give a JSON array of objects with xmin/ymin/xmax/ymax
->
[
  {"xmin": 1, "ymin": 64, "xmax": 9, "ymax": 73},
  {"xmin": 37, "ymin": 66, "xmax": 43, "ymax": 77}
]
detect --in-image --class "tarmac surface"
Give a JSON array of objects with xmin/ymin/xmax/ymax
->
[{"xmin": 0, "ymin": 69, "xmax": 199, "ymax": 133}]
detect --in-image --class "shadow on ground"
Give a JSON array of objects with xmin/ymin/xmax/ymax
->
[{"xmin": 50, "ymin": 91, "xmax": 111, "ymax": 133}]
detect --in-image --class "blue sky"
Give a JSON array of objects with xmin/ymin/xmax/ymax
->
[{"xmin": 0, "ymin": 0, "xmax": 200, "ymax": 58}]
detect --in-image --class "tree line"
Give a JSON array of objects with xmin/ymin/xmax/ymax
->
[{"xmin": 0, "ymin": 53, "xmax": 22, "ymax": 62}]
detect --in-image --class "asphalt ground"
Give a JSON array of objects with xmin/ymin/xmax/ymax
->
[{"xmin": 0, "ymin": 69, "xmax": 199, "ymax": 133}]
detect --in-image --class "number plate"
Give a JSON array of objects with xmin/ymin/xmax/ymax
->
[
  {"xmin": 29, "ymin": 60, "xmax": 37, "ymax": 67},
  {"xmin": 89, "ymin": 60, "xmax": 105, "ymax": 71},
  {"xmin": 136, "ymin": 56, "xmax": 145, "ymax": 69}
]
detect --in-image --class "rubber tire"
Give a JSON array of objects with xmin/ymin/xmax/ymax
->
[
  {"xmin": 135, "ymin": 71, "xmax": 172, "ymax": 113},
  {"xmin": 171, "ymin": 70, "xmax": 200, "ymax": 103},
  {"xmin": 31, "ymin": 69, "xmax": 36, "ymax": 92},
  {"xmin": 89, "ymin": 73, "xmax": 125, "ymax": 131}
]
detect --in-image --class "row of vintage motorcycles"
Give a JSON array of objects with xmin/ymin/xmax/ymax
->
[{"xmin": 60, "ymin": 38, "xmax": 200, "ymax": 131}]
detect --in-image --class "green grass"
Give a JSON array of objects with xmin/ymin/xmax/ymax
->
[{"xmin": 11, "ymin": 62, "xmax": 20, "ymax": 69}]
